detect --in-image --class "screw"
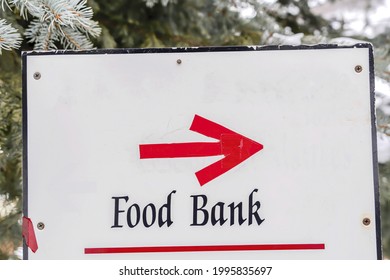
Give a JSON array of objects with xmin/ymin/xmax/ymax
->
[
  {"xmin": 362, "ymin": 218, "xmax": 371, "ymax": 226},
  {"xmin": 37, "ymin": 222, "xmax": 45, "ymax": 230},
  {"xmin": 355, "ymin": 65, "xmax": 363, "ymax": 73},
  {"xmin": 33, "ymin": 72, "xmax": 41, "ymax": 80},
  {"xmin": 176, "ymin": 59, "xmax": 182, "ymax": 65}
]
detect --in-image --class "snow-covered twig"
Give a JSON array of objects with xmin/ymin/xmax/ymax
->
[
  {"xmin": 143, "ymin": 0, "xmax": 172, "ymax": 8},
  {"xmin": 1, "ymin": 0, "xmax": 101, "ymax": 52},
  {"xmin": 0, "ymin": 19, "xmax": 22, "ymax": 54},
  {"xmin": 24, "ymin": 0, "xmax": 101, "ymax": 50}
]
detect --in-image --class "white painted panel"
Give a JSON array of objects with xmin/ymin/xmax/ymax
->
[{"xmin": 24, "ymin": 46, "xmax": 380, "ymax": 259}]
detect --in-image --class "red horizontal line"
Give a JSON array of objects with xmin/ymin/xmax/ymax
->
[{"xmin": 84, "ymin": 243, "xmax": 325, "ymax": 254}]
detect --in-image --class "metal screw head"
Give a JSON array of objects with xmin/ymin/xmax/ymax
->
[
  {"xmin": 363, "ymin": 218, "xmax": 371, "ymax": 226},
  {"xmin": 37, "ymin": 222, "xmax": 45, "ymax": 230},
  {"xmin": 355, "ymin": 65, "xmax": 363, "ymax": 73},
  {"xmin": 33, "ymin": 72, "xmax": 41, "ymax": 80},
  {"xmin": 176, "ymin": 59, "xmax": 182, "ymax": 65}
]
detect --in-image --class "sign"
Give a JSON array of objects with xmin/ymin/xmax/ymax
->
[{"xmin": 23, "ymin": 45, "xmax": 381, "ymax": 259}]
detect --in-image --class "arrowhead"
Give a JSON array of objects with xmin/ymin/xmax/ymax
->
[
  {"xmin": 195, "ymin": 121, "xmax": 263, "ymax": 186},
  {"xmin": 220, "ymin": 134, "xmax": 263, "ymax": 169}
]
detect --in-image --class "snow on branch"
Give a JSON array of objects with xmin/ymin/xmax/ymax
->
[
  {"xmin": 1, "ymin": 0, "xmax": 101, "ymax": 52},
  {"xmin": 58, "ymin": 25, "xmax": 94, "ymax": 50},
  {"xmin": 26, "ymin": 0, "xmax": 101, "ymax": 50},
  {"xmin": 0, "ymin": 19, "xmax": 22, "ymax": 54},
  {"xmin": 143, "ymin": 0, "xmax": 172, "ymax": 8},
  {"xmin": 9, "ymin": 0, "xmax": 42, "ymax": 18},
  {"xmin": 24, "ymin": 19, "xmax": 56, "ymax": 50}
]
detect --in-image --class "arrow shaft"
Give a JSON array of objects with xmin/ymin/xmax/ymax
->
[{"xmin": 140, "ymin": 142, "xmax": 221, "ymax": 159}]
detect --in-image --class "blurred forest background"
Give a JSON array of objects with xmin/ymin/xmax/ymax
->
[{"xmin": 0, "ymin": 0, "xmax": 390, "ymax": 259}]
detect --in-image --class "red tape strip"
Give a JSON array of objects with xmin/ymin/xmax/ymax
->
[{"xmin": 22, "ymin": 216, "xmax": 38, "ymax": 253}]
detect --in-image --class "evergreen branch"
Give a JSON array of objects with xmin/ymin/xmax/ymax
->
[
  {"xmin": 42, "ymin": 0, "xmax": 101, "ymax": 37},
  {"xmin": 0, "ymin": 19, "xmax": 22, "ymax": 54},
  {"xmin": 5, "ymin": 0, "xmax": 100, "ymax": 51},
  {"xmin": 57, "ymin": 25, "xmax": 93, "ymax": 50},
  {"xmin": 25, "ymin": 19, "xmax": 56, "ymax": 50},
  {"xmin": 10, "ymin": 0, "xmax": 43, "ymax": 19},
  {"xmin": 143, "ymin": 0, "xmax": 172, "ymax": 8},
  {"xmin": 1, "ymin": 0, "xmax": 11, "ymax": 11}
]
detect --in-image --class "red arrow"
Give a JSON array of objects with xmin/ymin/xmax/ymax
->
[{"xmin": 139, "ymin": 115, "xmax": 263, "ymax": 186}]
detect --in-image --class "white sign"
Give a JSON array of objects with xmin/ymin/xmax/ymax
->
[{"xmin": 23, "ymin": 45, "xmax": 381, "ymax": 259}]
